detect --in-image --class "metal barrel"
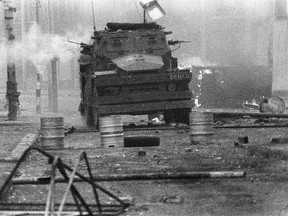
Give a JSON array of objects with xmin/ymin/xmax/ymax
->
[
  {"xmin": 40, "ymin": 116, "xmax": 64, "ymax": 149},
  {"xmin": 99, "ymin": 116, "xmax": 124, "ymax": 148},
  {"xmin": 190, "ymin": 111, "xmax": 214, "ymax": 144}
]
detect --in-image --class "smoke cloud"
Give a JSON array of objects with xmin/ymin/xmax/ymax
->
[
  {"xmin": 0, "ymin": 0, "xmax": 273, "ymax": 79},
  {"xmin": 0, "ymin": 23, "xmax": 92, "ymax": 78}
]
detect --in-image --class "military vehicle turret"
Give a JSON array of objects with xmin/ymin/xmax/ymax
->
[{"xmin": 78, "ymin": 22, "xmax": 193, "ymax": 128}]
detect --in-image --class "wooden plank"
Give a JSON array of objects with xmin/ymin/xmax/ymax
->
[
  {"xmin": 12, "ymin": 171, "xmax": 245, "ymax": 184},
  {"xmin": 96, "ymin": 100, "xmax": 194, "ymax": 115},
  {"xmin": 0, "ymin": 210, "xmax": 81, "ymax": 215},
  {"xmin": 97, "ymin": 91, "xmax": 192, "ymax": 105}
]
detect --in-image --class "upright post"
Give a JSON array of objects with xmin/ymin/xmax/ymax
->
[
  {"xmin": 20, "ymin": 0, "xmax": 26, "ymax": 91},
  {"xmin": 47, "ymin": 0, "xmax": 58, "ymax": 112},
  {"xmin": 200, "ymin": 0, "xmax": 207, "ymax": 61},
  {"xmin": 36, "ymin": 73, "xmax": 41, "ymax": 114},
  {"xmin": 51, "ymin": 57, "xmax": 58, "ymax": 113},
  {"xmin": 143, "ymin": 9, "xmax": 146, "ymax": 23},
  {"xmin": 35, "ymin": 0, "xmax": 41, "ymax": 114},
  {"xmin": 47, "ymin": 0, "xmax": 54, "ymax": 34},
  {"xmin": 0, "ymin": 2, "xmax": 6, "ymax": 88},
  {"xmin": 4, "ymin": 0, "xmax": 19, "ymax": 120}
]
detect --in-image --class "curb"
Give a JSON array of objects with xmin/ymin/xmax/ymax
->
[
  {"xmin": 0, "ymin": 121, "xmax": 38, "ymax": 126},
  {"xmin": 4, "ymin": 133, "xmax": 40, "ymax": 162}
]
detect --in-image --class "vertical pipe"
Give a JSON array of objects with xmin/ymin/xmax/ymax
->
[
  {"xmin": 35, "ymin": 0, "xmax": 41, "ymax": 114},
  {"xmin": 200, "ymin": 0, "xmax": 206, "ymax": 61},
  {"xmin": 0, "ymin": 1, "xmax": 7, "ymax": 88},
  {"xmin": 51, "ymin": 57, "xmax": 58, "ymax": 113},
  {"xmin": 21, "ymin": 0, "xmax": 26, "ymax": 91},
  {"xmin": 91, "ymin": 0, "xmax": 96, "ymax": 30},
  {"xmin": 5, "ymin": 1, "xmax": 19, "ymax": 120},
  {"xmin": 36, "ymin": 72, "xmax": 41, "ymax": 114},
  {"xmin": 44, "ymin": 157, "xmax": 58, "ymax": 216},
  {"xmin": 47, "ymin": 0, "xmax": 54, "ymax": 34},
  {"xmin": 35, "ymin": 0, "xmax": 39, "ymax": 26}
]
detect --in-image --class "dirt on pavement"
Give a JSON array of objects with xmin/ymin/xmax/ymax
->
[{"xmin": 1, "ymin": 91, "xmax": 288, "ymax": 215}]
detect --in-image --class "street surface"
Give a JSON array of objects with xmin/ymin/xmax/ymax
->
[{"xmin": 1, "ymin": 90, "xmax": 288, "ymax": 215}]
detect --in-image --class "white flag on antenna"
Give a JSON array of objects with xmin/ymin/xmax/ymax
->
[{"xmin": 140, "ymin": 0, "xmax": 166, "ymax": 20}]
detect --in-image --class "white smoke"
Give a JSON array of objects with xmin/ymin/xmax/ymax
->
[
  {"xmin": 179, "ymin": 55, "xmax": 217, "ymax": 69},
  {"xmin": 1, "ymin": 23, "xmax": 91, "ymax": 77}
]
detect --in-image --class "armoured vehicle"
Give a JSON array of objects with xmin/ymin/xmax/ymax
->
[{"xmin": 78, "ymin": 22, "xmax": 193, "ymax": 128}]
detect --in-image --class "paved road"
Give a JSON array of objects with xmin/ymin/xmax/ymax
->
[{"xmin": 1, "ymin": 90, "xmax": 288, "ymax": 215}]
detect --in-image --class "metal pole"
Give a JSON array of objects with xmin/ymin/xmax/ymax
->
[
  {"xmin": 20, "ymin": 0, "xmax": 26, "ymax": 92},
  {"xmin": 44, "ymin": 156, "xmax": 58, "ymax": 216},
  {"xmin": 36, "ymin": 73, "xmax": 41, "ymax": 114},
  {"xmin": 91, "ymin": 0, "xmax": 96, "ymax": 30},
  {"xmin": 35, "ymin": 0, "xmax": 41, "ymax": 114},
  {"xmin": 51, "ymin": 57, "xmax": 58, "ymax": 113},
  {"xmin": 0, "ymin": 2, "xmax": 6, "ymax": 88},
  {"xmin": 4, "ymin": 0, "xmax": 19, "ymax": 120},
  {"xmin": 57, "ymin": 154, "xmax": 82, "ymax": 216},
  {"xmin": 200, "ymin": 0, "xmax": 206, "ymax": 60},
  {"xmin": 47, "ymin": 0, "xmax": 54, "ymax": 34}
]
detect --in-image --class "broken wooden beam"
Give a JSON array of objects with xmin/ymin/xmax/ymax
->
[
  {"xmin": 124, "ymin": 136, "xmax": 160, "ymax": 147},
  {"xmin": 11, "ymin": 171, "xmax": 246, "ymax": 185},
  {"xmin": 0, "ymin": 210, "xmax": 79, "ymax": 216},
  {"xmin": 215, "ymin": 124, "xmax": 288, "ymax": 129},
  {"xmin": 213, "ymin": 112, "xmax": 288, "ymax": 119}
]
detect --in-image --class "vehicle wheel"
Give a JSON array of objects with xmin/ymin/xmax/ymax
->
[
  {"xmin": 84, "ymin": 106, "xmax": 95, "ymax": 127},
  {"xmin": 92, "ymin": 88, "xmax": 99, "ymax": 129},
  {"xmin": 93, "ymin": 107, "xmax": 99, "ymax": 129},
  {"xmin": 174, "ymin": 108, "xmax": 191, "ymax": 125},
  {"xmin": 163, "ymin": 110, "xmax": 175, "ymax": 125}
]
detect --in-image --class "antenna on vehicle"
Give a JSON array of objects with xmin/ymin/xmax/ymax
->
[{"xmin": 91, "ymin": 0, "xmax": 96, "ymax": 30}]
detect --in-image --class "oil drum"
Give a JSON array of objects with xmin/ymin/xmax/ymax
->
[
  {"xmin": 99, "ymin": 116, "xmax": 124, "ymax": 148},
  {"xmin": 40, "ymin": 116, "xmax": 64, "ymax": 149},
  {"xmin": 190, "ymin": 111, "xmax": 214, "ymax": 144}
]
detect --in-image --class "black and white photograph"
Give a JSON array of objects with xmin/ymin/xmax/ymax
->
[{"xmin": 0, "ymin": 0, "xmax": 288, "ymax": 215}]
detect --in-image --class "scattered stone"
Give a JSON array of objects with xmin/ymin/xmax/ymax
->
[
  {"xmin": 132, "ymin": 204, "xmax": 149, "ymax": 212},
  {"xmin": 191, "ymin": 140, "xmax": 200, "ymax": 145},
  {"xmin": 120, "ymin": 196, "xmax": 135, "ymax": 205},
  {"xmin": 163, "ymin": 195, "xmax": 183, "ymax": 204},
  {"xmin": 138, "ymin": 151, "xmax": 146, "ymax": 156},
  {"xmin": 234, "ymin": 142, "xmax": 243, "ymax": 148},
  {"xmin": 149, "ymin": 195, "xmax": 164, "ymax": 203},
  {"xmin": 108, "ymin": 195, "xmax": 135, "ymax": 205},
  {"xmin": 149, "ymin": 195, "xmax": 183, "ymax": 204},
  {"xmin": 238, "ymin": 136, "xmax": 249, "ymax": 144}
]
